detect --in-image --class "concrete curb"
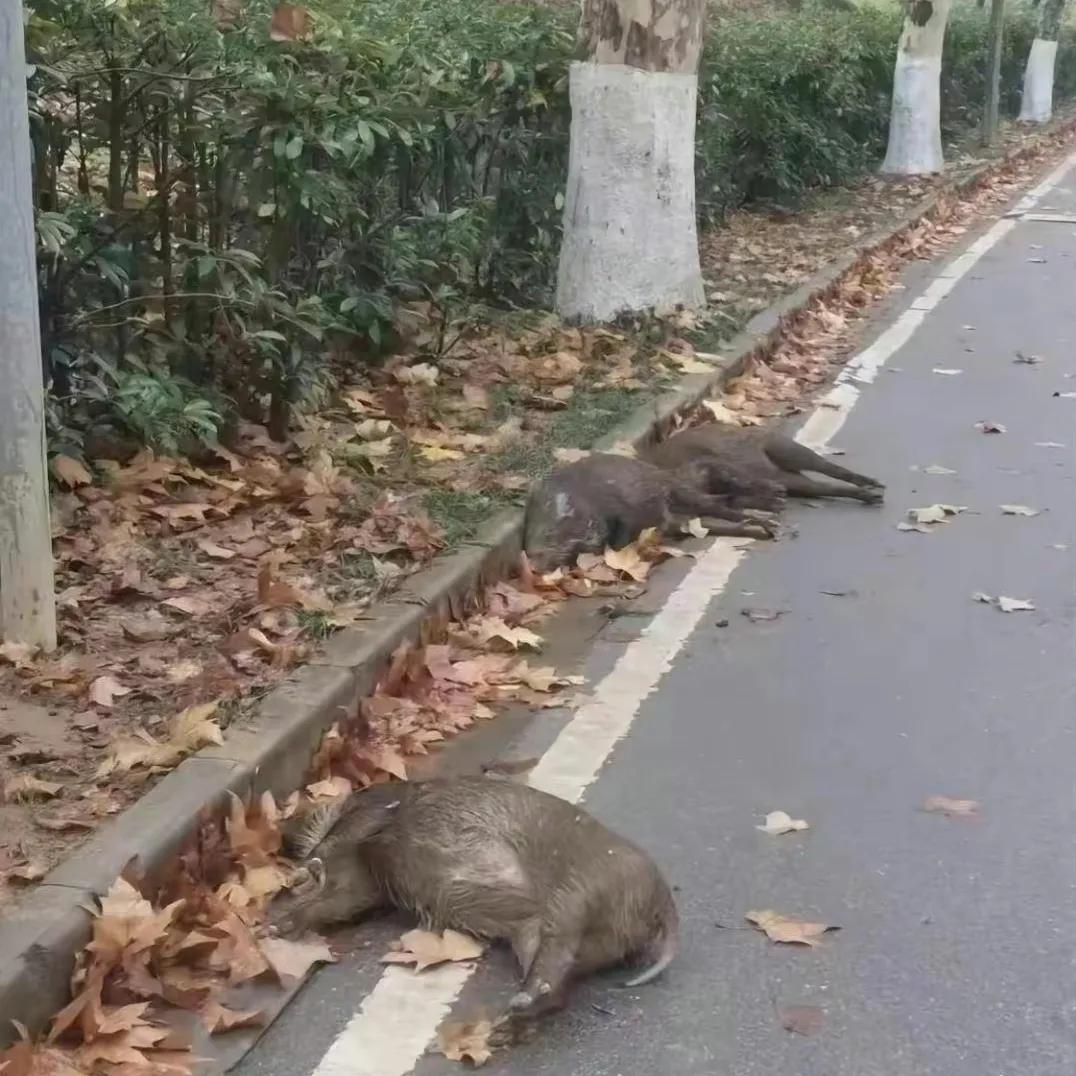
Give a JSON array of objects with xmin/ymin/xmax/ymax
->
[{"xmin": 1, "ymin": 120, "xmax": 1072, "ymax": 1046}]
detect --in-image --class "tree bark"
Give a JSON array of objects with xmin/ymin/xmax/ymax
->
[
  {"xmin": 881, "ymin": 0, "xmax": 953, "ymax": 175},
  {"xmin": 556, "ymin": 0, "xmax": 706, "ymax": 324},
  {"xmin": 1019, "ymin": 0, "xmax": 1066, "ymax": 122},
  {"xmin": 982, "ymin": 0, "xmax": 1005, "ymax": 145},
  {"xmin": 0, "ymin": 0, "xmax": 57, "ymax": 650}
]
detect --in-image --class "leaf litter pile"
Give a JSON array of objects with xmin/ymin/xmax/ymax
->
[{"xmin": 1, "ymin": 109, "xmax": 1073, "ymax": 1071}]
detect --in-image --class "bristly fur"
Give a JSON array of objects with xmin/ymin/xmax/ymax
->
[{"xmin": 285, "ymin": 798, "xmax": 350, "ymax": 859}]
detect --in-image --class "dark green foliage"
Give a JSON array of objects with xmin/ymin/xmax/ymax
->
[{"xmin": 26, "ymin": 0, "xmax": 1076, "ymax": 453}]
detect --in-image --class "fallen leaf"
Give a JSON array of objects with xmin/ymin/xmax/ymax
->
[
  {"xmin": 200, "ymin": 1002, "xmax": 265, "ymax": 1034},
  {"xmin": 89, "ymin": 674, "xmax": 131, "ymax": 709},
  {"xmin": 162, "ymin": 595, "xmax": 213, "ymax": 618},
  {"xmin": 437, "ymin": 1019, "xmax": 493, "ymax": 1067},
  {"xmin": 1035, "ymin": 441, "xmax": 1066, "ymax": 448},
  {"xmin": 932, "ymin": 368, "xmax": 962, "ymax": 376},
  {"xmin": 997, "ymin": 596, "xmax": 1035, "ymax": 613},
  {"xmin": 701, "ymin": 399, "xmax": 740, "ymax": 425},
  {"xmin": 683, "ymin": 517, "xmax": 709, "ymax": 539},
  {"xmin": 602, "ymin": 543, "xmax": 650, "ymax": 583},
  {"xmin": 1013, "ymin": 351, "xmax": 1042, "ymax": 365},
  {"xmin": 741, "ymin": 608, "xmax": 786, "ymax": 623},
  {"xmin": 532, "ymin": 352, "xmax": 581, "ymax": 383},
  {"xmin": 469, "ymin": 617, "xmax": 543, "ymax": 652},
  {"xmin": 394, "ymin": 362, "xmax": 439, "ymax": 387},
  {"xmin": 7, "ymin": 859, "xmax": 48, "ymax": 883},
  {"xmin": 757, "ymin": 811, "xmax": 809, "ymax": 836},
  {"xmin": 553, "ymin": 448, "xmax": 590, "ymax": 464},
  {"xmin": 745, "ymin": 910, "xmax": 839, "ymax": 947},
  {"xmin": 780, "ymin": 1005, "xmax": 826, "ymax": 1036},
  {"xmin": 3, "ymin": 773, "xmax": 63, "ymax": 803},
  {"xmin": 897, "ymin": 522, "xmax": 930, "ymax": 533},
  {"xmin": 259, "ymin": 935, "xmax": 336, "ymax": 983},
  {"xmin": 52, "ymin": 454, "xmax": 94, "ymax": 488},
  {"xmin": 196, "ymin": 539, "xmax": 237, "ymax": 560},
  {"xmin": 923, "ymin": 465, "xmax": 957, "ymax": 476},
  {"xmin": 975, "ymin": 421, "xmax": 1007, "ymax": 434},
  {"xmin": 381, "ymin": 928, "xmax": 485, "ymax": 972},
  {"xmin": 922, "ymin": 795, "xmax": 979, "ymax": 817},
  {"xmin": 0, "ymin": 640, "xmax": 36, "ymax": 666},
  {"xmin": 908, "ymin": 504, "xmax": 966, "ymax": 525},
  {"xmin": 35, "ymin": 814, "xmax": 96, "ymax": 832},
  {"xmin": 419, "ymin": 445, "xmax": 465, "ymax": 463},
  {"xmin": 999, "ymin": 504, "xmax": 1040, "ymax": 517}
]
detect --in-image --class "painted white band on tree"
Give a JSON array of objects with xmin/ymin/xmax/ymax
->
[
  {"xmin": 555, "ymin": 61, "xmax": 705, "ymax": 323},
  {"xmin": 1020, "ymin": 38, "xmax": 1058, "ymax": 123},
  {"xmin": 882, "ymin": 54, "xmax": 944, "ymax": 175}
]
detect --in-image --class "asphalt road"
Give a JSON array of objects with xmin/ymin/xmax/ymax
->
[{"xmin": 234, "ymin": 160, "xmax": 1076, "ymax": 1076}]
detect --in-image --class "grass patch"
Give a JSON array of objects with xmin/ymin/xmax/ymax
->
[
  {"xmin": 487, "ymin": 387, "xmax": 643, "ymax": 481},
  {"xmin": 423, "ymin": 488, "xmax": 510, "ymax": 547}
]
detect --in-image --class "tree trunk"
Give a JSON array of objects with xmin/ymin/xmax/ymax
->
[
  {"xmin": 982, "ymin": 0, "xmax": 1005, "ymax": 145},
  {"xmin": 0, "ymin": 0, "xmax": 57, "ymax": 650},
  {"xmin": 881, "ymin": 0, "xmax": 953, "ymax": 175},
  {"xmin": 555, "ymin": 0, "xmax": 706, "ymax": 324},
  {"xmin": 1019, "ymin": 0, "xmax": 1066, "ymax": 123}
]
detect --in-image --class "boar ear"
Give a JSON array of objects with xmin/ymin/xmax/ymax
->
[{"xmin": 308, "ymin": 857, "xmax": 326, "ymax": 890}]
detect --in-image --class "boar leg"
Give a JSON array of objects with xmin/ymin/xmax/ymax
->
[
  {"xmin": 780, "ymin": 473, "xmax": 883, "ymax": 503},
  {"xmin": 766, "ymin": 437, "xmax": 883, "ymax": 489},
  {"xmin": 668, "ymin": 514, "xmax": 777, "ymax": 540}
]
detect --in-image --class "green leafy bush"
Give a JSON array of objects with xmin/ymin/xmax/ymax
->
[{"xmin": 26, "ymin": 0, "xmax": 1076, "ymax": 453}]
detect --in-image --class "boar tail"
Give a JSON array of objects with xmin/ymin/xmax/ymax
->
[{"xmin": 622, "ymin": 910, "xmax": 678, "ymax": 988}]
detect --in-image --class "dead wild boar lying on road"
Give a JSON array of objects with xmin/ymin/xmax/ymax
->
[
  {"xmin": 268, "ymin": 776, "xmax": 678, "ymax": 1038},
  {"xmin": 523, "ymin": 452, "xmax": 778, "ymax": 572},
  {"xmin": 522, "ymin": 424, "xmax": 884, "ymax": 570},
  {"xmin": 643, "ymin": 424, "xmax": 885, "ymax": 509}
]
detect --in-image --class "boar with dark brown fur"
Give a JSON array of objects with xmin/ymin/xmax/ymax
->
[
  {"xmin": 643, "ymin": 424, "xmax": 884, "ymax": 507},
  {"xmin": 268, "ymin": 777, "xmax": 678, "ymax": 1038},
  {"xmin": 522, "ymin": 452, "xmax": 776, "ymax": 572}
]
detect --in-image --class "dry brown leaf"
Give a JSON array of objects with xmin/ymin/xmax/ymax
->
[
  {"xmin": 469, "ymin": 617, "xmax": 543, "ymax": 652},
  {"xmin": 999, "ymin": 504, "xmax": 1040, "ymax": 517},
  {"xmin": 200, "ymin": 1002, "xmax": 266, "ymax": 1035},
  {"xmin": 162, "ymin": 595, "xmax": 213, "ymax": 618},
  {"xmin": 922, "ymin": 795, "xmax": 979, "ymax": 817},
  {"xmin": 6, "ymin": 858, "xmax": 48, "ymax": 884},
  {"xmin": 3, "ymin": 773, "xmax": 63, "ymax": 803},
  {"xmin": 305, "ymin": 775, "xmax": 353, "ymax": 801},
  {"xmin": 745, "ymin": 910, "xmax": 839, "ymax": 947},
  {"xmin": 259, "ymin": 934, "xmax": 336, "ymax": 984},
  {"xmin": 0, "ymin": 639, "xmax": 36, "ymax": 666},
  {"xmin": 52, "ymin": 455, "xmax": 94, "ymax": 488},
  {"xmin": 196, "ymin": 539, "xmax": 237, "ymax": 560},
  {"xmin": 212, "ymin": 0, "xmax": 243, "ymax": 29},
  {"xmin": 531, "ymin": 351, "xmax": 581, "ymax": 383},
  {"xmin": 381, "ymin": 928, "xmax": 485, "ymax": 972},
  {"xmin": 437, "ymin": 1019, "xmax": 494, "ymax": 1067},
  {"xmin": 89, "ymin": 674, "xmax": 131, "ymax": 709}
]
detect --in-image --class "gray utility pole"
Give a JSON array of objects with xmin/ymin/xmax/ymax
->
[
  {"xmin": 982, "ymin": 0, "xmax": 1006, "ymax": 145},
  {"xmin": 0, "ymin": 0, "xmax": 57, "ymax": 650}
]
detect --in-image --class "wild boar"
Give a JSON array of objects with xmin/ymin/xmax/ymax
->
[
  {"xmin": 268, "ymin": 777, "xmax": 678, "ymax": 1034},
  {"xmin": 522, "ymin": 452, "xmax": 777, "ymax": 572},
  {"xmin": 644, "ymin": 424, "xmax": 884, "ymax": 506}
]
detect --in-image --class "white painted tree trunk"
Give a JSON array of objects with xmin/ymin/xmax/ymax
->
[
  {"xmin": 1020, "ymin": 0, "xmax": 1066, "ymax": 122},
  {"xmin": 0, "ymin": 0, "xmax": 58, "ymax": 650},
  {"xmin": 881, "ymin": 0, "xmax": 953, "ymax": 175},
  {"xmin": 556, "ymin": 0, "xmax": 706, "ymax": 324},
  {"xmin": 1020, "ymin": 39, "xmax": 1056, "ymax": 122},
  {"xmin": 556, "ymin": 63, "xmax": 705, "ymax": 323}
]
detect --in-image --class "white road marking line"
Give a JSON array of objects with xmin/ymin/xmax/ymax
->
[
  {"xmin": 306, "ymin": 148, "xmax": 1076, "ymax": 1076},
  {"xmin": 798, "ymin": 147, "xmax": 1076, "ymax": 451}
]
